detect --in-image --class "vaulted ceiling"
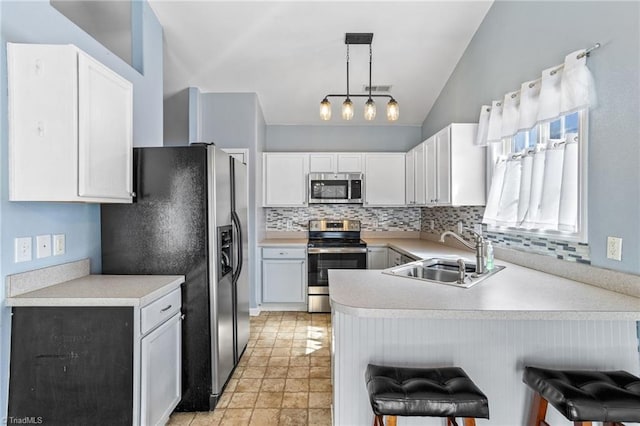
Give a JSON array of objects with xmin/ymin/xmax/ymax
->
[{"xmin": 149, "ymin": 1, "xmax": 493, "ymax": 126}]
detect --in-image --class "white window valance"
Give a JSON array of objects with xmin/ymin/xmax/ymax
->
[{"xmin": 475, "ymin": 47, "xmax": 597, "ymax": 146}]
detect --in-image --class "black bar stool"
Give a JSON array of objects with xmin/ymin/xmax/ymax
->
[
  {"xmin": 365, "ymin": 364, "xmax": 489, "ymax": 426},
  {"xmin": 523, "ymin": 366, "xmax": 640, "ymax": 426}
]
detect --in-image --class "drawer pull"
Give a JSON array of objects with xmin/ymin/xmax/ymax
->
[{"xmin": 160, "ymin": 304, "xmax": 172, "ymax": 312}]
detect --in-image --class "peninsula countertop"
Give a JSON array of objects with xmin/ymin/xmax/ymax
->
[
  {"xmin": 6, "ymin": 274, "xmax": 184, "ymax": 307},
  {"xmin": 330, "ymin": 239, "xmax": 640, "ymax": 320}
]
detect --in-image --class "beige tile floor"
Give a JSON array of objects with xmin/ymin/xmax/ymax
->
[{"xmin": 168, "ymin": 311, "xmax": 332, "ymax": 426}]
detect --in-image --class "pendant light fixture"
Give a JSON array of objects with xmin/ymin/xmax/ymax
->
[{"xmin": 319, "ymin": 33, "xmax": 399, "ymax": 122}]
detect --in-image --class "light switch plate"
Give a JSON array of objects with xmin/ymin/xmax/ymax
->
[
  {"xmin": 53, "ymin": 234, "xmax": 65, "ymax": 256},
  {"xmin": 15, "ymin": 237, "xmax": 32, "ymax": 263},
  {"xmin": 607, "ymin": 236, "xmax": 622, "ymax": 261},
  {"xmin": 36, "ymin": 234, "xmax": 52, "ymax": 259}
]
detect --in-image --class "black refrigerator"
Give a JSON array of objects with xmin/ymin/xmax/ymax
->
[{"xmin": 101, "ymin": 144, "xmax": 250, "ymax": 411}]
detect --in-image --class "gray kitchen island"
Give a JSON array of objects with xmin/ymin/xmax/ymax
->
[{"xmin": 329, "ymin": 241, "xmax": 640, "ymax": 426}]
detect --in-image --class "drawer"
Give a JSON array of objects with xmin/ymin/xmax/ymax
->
[
  {"xmin": 141, "ymin": 288, "xmax": 181, "ymax": 335},
  {"xmin": 262, "ymin": 247, "xmax": 306, "ymax": 259}
]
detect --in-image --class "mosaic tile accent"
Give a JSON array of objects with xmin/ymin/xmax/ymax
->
[
  {"xmin": 266, "ymin": 206, "xmax": 421, "ymax": 232},
  {"xmin": 420, "ymin": 206, "xmax": 591, "ymax": 264}
]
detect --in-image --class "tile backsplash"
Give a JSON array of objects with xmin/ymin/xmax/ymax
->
[
  {"xmin": 265, "ymin": 205, "xmax": 591, "ymax": 264},
  {"xmin": 420, "ymin": 206, "xmax": 591, "ymax": 264},
  {"xmin": 265, "ymin": 206, "xmax": 421, "ymax": 232}
]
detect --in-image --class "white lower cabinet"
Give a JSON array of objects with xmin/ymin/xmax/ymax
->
[
  {"xmin": 139, "ymin": 288, "xmax": 182, "ymax": 425},
  {"xmin": 261, "ymin": 247, "xmax": 307, "ymax": 308},
  {"xmin": 388, "ymin": 248, "xmax": 404, "ymax": 268},
  {"xmin": 141, "ymin": 312, "xmax": 182, "ymax": 426},
  {"xmin": 367, "ymin": 247, "xmax": 388, "ymax": 269}
]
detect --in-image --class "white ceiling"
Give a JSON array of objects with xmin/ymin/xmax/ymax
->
[{"xmin": 149, "ymin": 1, "xmax": 493, "ymax": 126}]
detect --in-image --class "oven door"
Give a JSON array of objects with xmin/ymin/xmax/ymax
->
[{"xmin": 307, "ymin": 247, "xmax": 367, "ymax": 290}]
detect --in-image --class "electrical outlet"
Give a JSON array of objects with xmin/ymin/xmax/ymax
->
[
  {"xmin": 53, "ymin": 234, "xmax": 65, "ymax": 256},
  {"xmin": 15, "ymin": 237, "xmax": 32, "ymax": 263},
  {"xmin": 607, "ymin": 236, "xmax": 622, "ymax": 261},
  {"xmin": 430, "ymin": 220, "xmax": 435, "ymax": 231},
  {"xmin": 457, "ymin": 221, "xmax": 464, "ymax": 234},
  {"xmin": 473, "ymin": 223, "xmax": 483, "ymax": 234},
  {"xmin": 36, "ymin": 234, "xmax": 52, "ymax": 259}
]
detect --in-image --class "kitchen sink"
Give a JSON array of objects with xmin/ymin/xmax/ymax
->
[{"xmin": 382, "ymin": 258, "xmax": 505, "ymax": 288}]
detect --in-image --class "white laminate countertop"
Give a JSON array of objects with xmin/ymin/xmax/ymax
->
[
  {"xmin": 6, "ymin": 275, "xmax": 184, "ymax": 307},
  {"xmin": 330, "ymin": 239, "xmax": 640, "ymax": 320}
]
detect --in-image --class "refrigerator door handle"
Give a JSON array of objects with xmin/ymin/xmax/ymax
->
[{"xmin": 231, "ymin": 211, "xmax": 243, "ymax": 283}]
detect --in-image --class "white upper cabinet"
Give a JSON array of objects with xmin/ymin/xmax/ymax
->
[
  {"xmin": 406, "ymin": 143, "xmax": 426, "ymax": 206},
  {"xmin": 336, "ymin": 154, "xmax": 363, "ymax": 172},
  {"xmin": 308, "ymin": 153, "xmax": 363, "ymax": 173},
  {"xmin": 405, "ymin": 152, "xmax": 415, "ymax": 205},
  {"xmin": 263, "ymin": 153, "xmax": 309, "ymax": 206},
  {"xmin": 422, "ymin": 123, "xmax": 485, "ymax": 206},
  {"xmin": 309, "ymin": 154, "xmax": 335, "ymax": 173},
  {"xmin": 8, "ymin": 43, "xmax": 133, "ymax": 203},
  {"xmin": 364, "ymin": 153, "xmax": 405, "ymax": 206}
]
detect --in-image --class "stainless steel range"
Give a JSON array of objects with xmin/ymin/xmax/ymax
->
[{"xmin": 307, "ymin": 219, "xmax": 367, "ymax": 313}]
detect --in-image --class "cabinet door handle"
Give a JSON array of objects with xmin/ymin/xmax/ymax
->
[{"xmin": 161, "ymin": 304, "xmax": 172, "ymax": 312}]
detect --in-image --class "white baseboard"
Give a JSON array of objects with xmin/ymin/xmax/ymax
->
[
  {"xmin": 249, "ymin": 308, "xmax": 261, "ymax": 316},
  {"xmin": 259, "ymin": 303, "xmax": 307, "ymax": 312}
]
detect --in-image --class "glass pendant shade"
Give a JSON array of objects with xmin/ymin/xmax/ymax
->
[
  {"xmin": 342, "ymin": 98, "xmax": 354, "ymax": 120},
  {"xmin": 319, "ymin": 98, "xmax": 332, "ymax": 120},
  {"xmin": 386, "ymin": 98, "xmax": 399, "ymax": 121},
  {"xmin": 364, "ymin": 98, "xmax": 376, "ymax": 120}
]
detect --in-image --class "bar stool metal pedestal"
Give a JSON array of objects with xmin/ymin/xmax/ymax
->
[{"xmin": 365, "ymin": 364, "xmax": 489, "ymax": 426}]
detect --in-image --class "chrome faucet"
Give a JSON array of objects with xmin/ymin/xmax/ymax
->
[{"xmin": 439, "ymin": 229, "xmax": 486, "ymax": 275}]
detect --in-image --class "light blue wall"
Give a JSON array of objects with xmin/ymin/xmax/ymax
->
[
  {"xmin": 421, "ymin": 1, "xmax": 640, "ymax": 275},
  {"xmin": 0, "ymin": 0, "xmax": 163, "ymax": 419},
  {"xmin": 196, "ymin": 91, "xmax": 266, "ymax": 309},
  {"xmin": 266, "ymin": 125, "xmax": 422, "ymax": 152}
]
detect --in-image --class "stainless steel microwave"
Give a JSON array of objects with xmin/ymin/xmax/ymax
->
[{"xmin": 308, "ymin": 173, "xmax": 363, "ymax": 204}]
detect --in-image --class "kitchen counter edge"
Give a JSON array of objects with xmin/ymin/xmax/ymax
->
[{"xmin": 6, "ymin": 274, "xmax": 185, "ymax": 307}]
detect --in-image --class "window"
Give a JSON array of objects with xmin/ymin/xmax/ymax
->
[{"xmin": 484, "ymin": 110, "xmax": 587, "ymax": 242}]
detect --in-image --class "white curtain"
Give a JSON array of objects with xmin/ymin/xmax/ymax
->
[
  {"xmin": 495, "ymin": 158, "xmax": 521, "ymax": 227},
  {"xmin": 522, "ymin": 148, "xmax": 547, "ymax": 228},
  {"xmin": 518, "ymin": 79, "xmax": 541, "ymax": 131},
  {"xmin": 537, "ymin": 65, "xmax": 563, "ymax": 123},
  {"xmin": 486, "ymin": 100, "xmax": 504, "ymax": 143},
  {"xmin": 516, "ymin": 154, "xmax": 533, "ymax": 223},
  {"xmin": 558, "ymin": 134, "xmax": 580, "ymax": 232},
  {"xmin": 501, "ymin": 91, "xmax": 521, "ymax": 138},
  {"xmin": 483, "ymin": 158, "xmax": 507, "ymax": 226},
  {"xmin": 561, "ymin": 50, "xmax": 597, "ymax": 114},
  {"xmin": 535, "ymin": 142, "xmax": 566, "ymax": 229},
  {"xmin": 475, "ymin": 105, "xmax": 491, "ymax": 146}
]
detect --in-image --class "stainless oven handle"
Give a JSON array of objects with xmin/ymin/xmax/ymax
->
[{"xmin": 307, "ymin": 247, "xmax": 368, "ymax": 254}]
